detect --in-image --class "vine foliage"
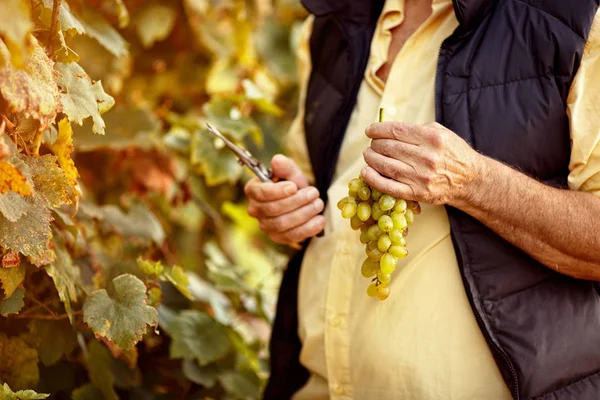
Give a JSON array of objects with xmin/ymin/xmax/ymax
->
[{"xmin": 0, "ymin": 0, "xmax": 306, "ymax": 398}]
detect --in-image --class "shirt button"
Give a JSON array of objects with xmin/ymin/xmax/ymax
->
[
  {"xmin": 334, "ymin": 384, "xmax": 345, "ymax": 396},
  {"xmin": 330, "ymin": 315, "xmax": 341, "ymax": 327},
  {"xmin": 385, "ymin": 106, "xmax": 397, "ymax": 117}
]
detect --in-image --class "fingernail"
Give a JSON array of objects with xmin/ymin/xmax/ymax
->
[
  {"xmin": 361, "ymin": 167, "xmax": 368, "ymax": 176},
  {"xmin": 284, "ymin": 184, "xmax": 296, "ymax": 196},
  {"xmin": 313, "ymin": 198, "xmax": 324, "ymax": 211},
  {"xmin": 306, "ymin": 187, "xmax": 319, "ymax": 201}
]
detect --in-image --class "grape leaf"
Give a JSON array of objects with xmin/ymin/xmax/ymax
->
[
  {"xmin": 2, "ymin": 251, "xmax": 20, "ymax": 268},
  {"xmin": 86, "ymin": 0, "xmax": 130, "ymax": 28},
  {"xmin": 0, "ymin": 287, "xmax": 24, "ymax": 316},
  {"xmin": 78, "ymin": 8, "xmax": 128, "ymax": 58},
  {"xmin": 134, "ymin": 3, "xmax": 177, "ymax": 48},
  {"xmin": 0, "ymin": 195, "xmax": 53, "ymax": 266},
  {"xmin": 38, "ymin": 0, "xmax": 86, "ymax": 35},
  {"xmin": 24, "ymin": 155, "xmax": 70, "ymax": 208},
  {"xmin": 55, "ymin": 62, "xmax": 115, "ymax": 135},
  {"xmin": 182, "ymin": 359, "xmax": 219, "ymax": 388},
  {"xmin": 203, "ymin": 98, "xmax": 260, "ymax": 142},
  {"xmin": 0, "ymin": 38, "xmax": 59, "ymax": 129},
  {"xmin": 0, "ymin": 161, "xmax": 33, "ymax": 196},
  {"xmin": 0, "ymin": 334, "xmax": 39, "ymax": 390},
  {"xmin": 163, "ymin": 310, "xmax": 230, "ymax": 365},
  {"xmin": 85, "ymin": 341, "xmax": 118, "ymax": 400},
  {"xmin": 25, "ymin": 320, "xmax": 77, "ymax": 366},
  {"xmin": 164, "ymin": 265, "xmax": 193, "ymax": 300},
  {"xmin": 83, "ymin": 274, "xmax": 158, "ymax": 349},
  {"xmin": 0, "ymin": 265, "xmax": 26, "ymax": 298},
  {"xmin": 98, "ymin": 204, "xmax": 165, "ymax": 244},
  {"xmin": 71, "ymin": 384, "xmax": 103, "ymax": 400},
  {"xmin": 0, "ymin": 0, "xmax": 33, "ymax": 67},
  {"xmin": 191, "ymin": 129, "xmax": 243, "ymax": 186},
  {"xmin": 50, "ymin": 119, "xmax": 79, "ymax": 191},
  {"xmin": 45, "ymin": 241, "xmax": 80, "ymax": 322},
  {"xmin": 137, "ymin": 258, "xmax": 164, "ymax": 277},
  {"xmin": 218, "ymin": 369, "xmax": 262, "ymax": 399},
  {"xmin": 0, "ymin": 383, "xmax": 48, "ymax": 400},
  {"xmin": 0, "ymin": 192, "xmax": 28, "ymax": 222}
]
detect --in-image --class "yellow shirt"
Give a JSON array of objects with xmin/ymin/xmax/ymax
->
[{"xmin": 284, "ymin": 1, "xmax": 600, "ymax": 399}]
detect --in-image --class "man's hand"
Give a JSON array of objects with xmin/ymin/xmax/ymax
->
[
  {"xmin": 245, "ymin": 154, "xmax": 325, "ymax": 246},
  {"xmin": 361, "ymin": 121, "xmax": 482, "ymax": 206}
]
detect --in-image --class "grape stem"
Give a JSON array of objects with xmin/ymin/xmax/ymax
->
[{"xmin": 48, "ymin": 0, "xmax": 63, "ymax": 59}]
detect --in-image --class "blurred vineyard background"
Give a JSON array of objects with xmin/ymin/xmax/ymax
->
[{"xmin": 0, "ymin": 0, "xmax": 307, "ymax": 398}]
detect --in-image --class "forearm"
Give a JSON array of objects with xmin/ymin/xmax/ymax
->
[{"xmin": 453, "ymin": 156, "xmax": 600, "ymax": 280}]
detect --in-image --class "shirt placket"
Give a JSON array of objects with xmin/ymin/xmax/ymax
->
[{"xmin": 324, "ymin": 228, "xmax": 356, "ymax": 399}]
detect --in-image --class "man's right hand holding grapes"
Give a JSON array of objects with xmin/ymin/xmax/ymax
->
[{"xmin": 244, "ymin": 154, "xmax": 325, "ymax": 246}]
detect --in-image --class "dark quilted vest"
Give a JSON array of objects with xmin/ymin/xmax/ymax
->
[{"xmin": 264, "ymin": 1, "xmax": 600, "ymax": 399}]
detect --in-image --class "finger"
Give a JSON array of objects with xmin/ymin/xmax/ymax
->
[
  {"xmin": 259, "ymin": 197, "xmax": 324, "ymax": 233},
  {"xmin": 365, "ymin": 122, "xmax": 422, "ymax": 145},
  {"xmin": 363, "ymin": 147, "xmax": 416, "ymax": 184},
  {"xmin": 370, "ymin": 138, "xmax": 425, "ymax": 163},
  {"xmin": 244, "ymin": 178, "xmax": 298, "ymax": 202},
  {"xmin": 360, "ymin": 165, "xmax": 415, "ymax": 201},
  {"xmin": 270, "ymin": 215, "xmax": 326, "ymax": 244},
  {"xmin": 248, "ymin": 186, "xmax": 320, "ymax": 218},
  {"xmin": 271, "ymin": 154, "xmax": 309, "ymax": 189}
]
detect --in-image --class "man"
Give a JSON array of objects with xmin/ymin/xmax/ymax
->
[{"xmin": 245, "ymin": 0, "xmax": 600, "ymax": 399}]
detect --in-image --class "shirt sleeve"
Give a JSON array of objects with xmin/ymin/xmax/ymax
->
[
  {"xmin": 283, "ymin": 15, "xmax": 315, "ymax": 185},
  {"xmin": 567, "ymin": 10, "xmax": 600, "ymax": 196}
]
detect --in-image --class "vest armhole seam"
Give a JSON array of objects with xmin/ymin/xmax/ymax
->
[{"xmin": 513, "ymin": 0, "xmax": 586, "ymax": 42}]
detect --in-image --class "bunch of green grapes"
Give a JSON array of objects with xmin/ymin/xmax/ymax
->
[{"xmin": 338, "ymin": 177, "xmax": 420, "ymax": 300}]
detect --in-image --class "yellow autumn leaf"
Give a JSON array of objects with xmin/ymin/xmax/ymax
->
[
  {"xmin": 0, "ymin": 0, "xmax": 33, "ymax": 68},
  {"xmin": 0, "ymin": 36, "xmax": 60, "ymax": 130},
  {"xmin": 0, "ymin": 161, "xmax": 33, "ymax": 196},
  {"xmin": 50, "ymin": 119, "xmax": 79, "ymax": 192}
]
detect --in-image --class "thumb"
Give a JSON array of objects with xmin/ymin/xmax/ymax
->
[{"xmin": 271, "ymin": 154, "xmax": 309, "ymax": 189}]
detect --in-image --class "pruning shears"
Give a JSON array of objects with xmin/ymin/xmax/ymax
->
[{"xmin": 205, "ymin": 123, "xmax": 274, "ymax": 183}]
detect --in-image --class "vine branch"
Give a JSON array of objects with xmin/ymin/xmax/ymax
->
[
  {"xmin": 12, "ymin": 310, "xmax": 82, "ymax": 320},
  {"xmin": 48, "ymin": 0, "xmax": 62, "ymax": 58}
]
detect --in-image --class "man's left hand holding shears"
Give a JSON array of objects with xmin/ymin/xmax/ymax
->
[{"xmin": 206, "ymin": 124, "xmax": 325, "ymax": 247}]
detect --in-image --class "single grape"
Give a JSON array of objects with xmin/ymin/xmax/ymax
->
[
  {"xmin": 405, "ymin": 209, "xmax": 414, "ymax": 225},
  {"xmin": 394, "ymin": 199, "xmax": 407, "ymax": 214},
  {"xmin": 389, "ymin": 244, "xmax": 408, "ymax": 259},
  {"xmin": 361, "ymin": 258, "xmax": 379, "ymax": 278},
  {"xmin": 359, "ymin": 229, "xmax": 370, "ymax": 244},
  {"xmin": 348, "ymin": 190, "xmax": 358, "ymax": 198},
  {"xmin": 367, "ymin": 282, "xmax": 377, "ymax": 297},
  {"xmin": 379, "ymin": 194, "xmax": 396, "ymax": 211},
  {"xmin": 358, "ymin": 186, "xmax": 371, "ymax": 201},
  {"xmin": 378, "ymin": 215, "xmax": 393, "ymax": 232},
  {"xmin": 348, "ymin": 178, "xmax": 365, "ymax": 193},
  {"xmin": 371, "ymin": 202, "xmax": 384, "ymax": 221},
  {"xmin": 367, "ymin": 247, "xmax": 384, "ymax": 261},
  {"xmin": 380, "ymin": 253, "xmax": 397, "ymax": 274},
  {"xmin": 367, "ymin": 225, "xmax": 383, "ymax": 241},
  {"xmin": 342, "ymin": 202, "xmax": 357, "ymax": 219},
  {"xmin": 377, "ymin": 270, "xmax": 392, "ymax": 285},
  {"xmin": 389, "ymin": 229, "xmax": 407, "ymax": 245},
  {"xmin": 407, "ymin": 200, "xmax": 421, "ymax": 215},
  {"xmin": 357, "ymin": 202, "xmax": 372, "ymax": 221},
  {"xmin": 337, "ymin": 197, "xmax": 349, "ymax": 210},
  {"xmin": 376, "ymin": 284, "xmax": 390, "ymax": 300},
  {"xmin": 377, "ymin": 234, "xmax": 392, "ymax": 252},
  {"xmin": 371, "ymin": 187, "xmax": 383, "ymax": 201},
  {"xmin": 367, "ymin": 240, "xmax": 378, "ymax": 252},
  {"xmin": 402, "ymin": 228, "xmax": 408, "ymax": 237},
  {"xmin": 391, "ymin": 212, "xmax": 407, "ymax": 230},
  {"xmin": 350, "ymin": 215, "xmax": 363, "ymax": 230}
]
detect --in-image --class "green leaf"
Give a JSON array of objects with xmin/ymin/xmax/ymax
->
[
  {"xmin": 0, "ymin": 383, "xmax": 48, "ymax": 400},
  {"xmin": 0, "ymin": 334, "xmax": 39, "ymax": 391},
  {"xmin": 203, "ymin": 98, "xmax": 260, "ymax": 142},
  {"xmin": 55, "ymin": 62, "xmax": 115, "ymax": 135},
  {"xmin": 45, "ymin": 241, "xmax": 80, "ymax": 322},
  {"xmin": 83, "ymin": 274, "xmax": 158, "ymax": 349},
  {"xmin": 163, "ymin": 310, "xmax": 230, "ymax": 365},
  {"xmin": 23, "ymin": 155, "xmax": 70, "ymax": 208},
  {"xmin": 0, "ymin": 265, "xmax": 26, "ymax": 298},
  {"xmin": 191, "ymin": 129, "xmax": 243, "ymax": 186},
  {"xmin": 137, "ymin": 258, "xmax": 164, "ymax": 277},
  {"xmin": 25, "ymin": 320, "xmax": 77, "ymax": 366},
  {"xmin": 71, "ymin": 384, "xmax": 103, "ymax": 400},
  {"xmin": 98, "ymin": 203, "xmax": 165, "ymax": 244},
  {"xmin": 0, "ymin": 287, "xmax": 24, "ymax": 316},
  {"xmin": 182, "ymin": 359, "xmax": 218, "ymax": 388},
  {"xmin": 163, "ymin": 266, "xmax": 192, "ymax": 300},
  {"xmin": 0, "ymin": 192, "xmax": 28, "ymax": 222},
  {"xmin": 218, "ymin": 369, "xmax": 262, "ymax": 399},
  {"xmin": 134, "ymin": 3, "xmax": 177, "ymax": 48},
  {"xmin": 85, "ymin": 341, "xmax": 117, "ymax": 400},
  {"xmin": 79, "ymin": 8, "xmax": 128, "ymax": 58}
]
